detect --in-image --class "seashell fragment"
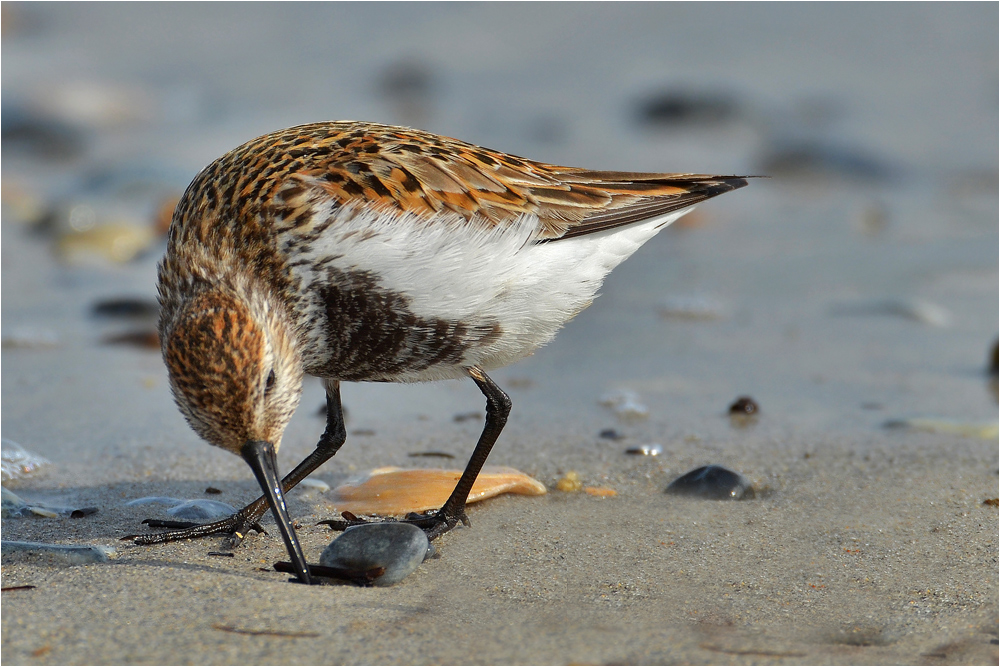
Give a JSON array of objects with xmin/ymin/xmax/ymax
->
[{"xmin": 329, "ymin": 466, "xmax": 545, "ymax": 516}]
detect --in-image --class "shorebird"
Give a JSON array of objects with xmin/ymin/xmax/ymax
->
[{"xmin": 137, "ymin": 121, "xmax": 748, "ymax": 584}]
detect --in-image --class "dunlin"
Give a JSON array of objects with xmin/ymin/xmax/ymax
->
[{"xmin": 136, "ymin": 121, "xmax": 748, "ymax": 584}]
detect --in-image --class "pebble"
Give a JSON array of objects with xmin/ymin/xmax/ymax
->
[
  {"xmin": 1, "ymin": 439, "xmax": 50, "ymax": 481},
  {"xmin": 555, "ymin": 471, "xmax": 583, "ymax": 492},
  {"xmin": 101, "ymin": 330, "xmax": 160, "ymax": 350},
  {"xmin": 625, "ymin": 444, "xmax": 662, "ymax": 456},
  {"xmin": 1, "ymin": 540, "xmax": 114, "ymax": 565},
  {"xmin": 635, "ymin": 89, "xmax": 741, "ymax": 127},
  {"xmin": 599, "ymin": 389, "xmax": 650, "ymax": 421},
  {"xmin": 91, "ymin": 297, "xmax": 159, "ymax": 319},
  {"xmin": 319, "ymin": 523, "xmax": 429, "ymax": 586},
  {"xmin": 126, "ymin": 496, "xmax": 235, "ymax": 520},
  {"xmin": 728, "ymin": 396, "xmax": 759, "ymax": 415},
  {"xmin": 665, "ymin": 465, "xmax": 755, "ymax": 500},
  {"xmin": 599, "ymin": 428, "xmax": 624, "ymax": 440},
  {"xmin": 298, "ymin": 477, "xmax": 331, "ymax": 493}
]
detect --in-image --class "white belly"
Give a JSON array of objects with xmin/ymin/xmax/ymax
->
[{"xmin": 283, "ymin": 205, "xmax": 694, "ymax": 382}]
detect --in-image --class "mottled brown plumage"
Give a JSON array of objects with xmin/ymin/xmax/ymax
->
[{"xmin": 144, "ymin": 120, "xmax": 749, "ymax": 585}]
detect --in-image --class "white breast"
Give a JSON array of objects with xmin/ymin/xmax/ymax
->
[{"xmin": 282, "ymin": 204, "xmax": 694, "ymax": 381}]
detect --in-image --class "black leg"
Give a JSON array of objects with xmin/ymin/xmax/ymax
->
[
  {"xmin": 130, "ymin": 380, "xmax": 347, "ymax": 547},
  {"xmin": 413, "ymin": 366, "xmax": 511, "ymax": 540}
]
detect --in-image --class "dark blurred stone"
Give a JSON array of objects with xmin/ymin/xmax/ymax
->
[
  {"xmin": 665, "ymin": 464, "xmax": 754, "ymax": 500},
  {"xmin": 635, "ymin": 90, "xmax": 740, "ymax": 127}
]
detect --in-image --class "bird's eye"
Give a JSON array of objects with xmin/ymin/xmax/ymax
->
[{"xmin": 265, "ymin": 369, "xmax": 276, "ymax": 393}]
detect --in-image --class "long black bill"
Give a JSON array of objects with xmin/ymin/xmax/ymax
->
[{"xmin": 241, "ymin": 440, "xmax": 312, "ymax": 585}]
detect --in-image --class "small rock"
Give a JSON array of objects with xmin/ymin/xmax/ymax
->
[
  {"xmin": 635, "ymin": 89, "xmax": 740, "ymax": 127},
  {"xmin": 599, "ymin": 428, "xmax": 624, "ymax": 440},
  {"xmin": 665, "ymin": 465, "xmax": 755, "ymax": 500},
  {"xmin": 625, "ymin": 444, "xmax": 662, "ymax": 456},
  {"xmin": 555, "ymin": 471, "xmax": 583, "ymax": 492},
  {"xmin": 319, "ymin": 523, "xmax": 429, "ymax": 587},
  {"xmin": 126, "ymin": 496, "xmax": 235, "ymax": 520},
  {"xmin": 70, "ymin": 507, "xmax": 99, "ymax": 519},
  {"xmin": 453, "ymin": 411, "xmax": 483, "ymax": 423},
  {"xmin": 728, "ymin": 396, "xmax": 759, "ymax": 415},
  {"xmin": 166, "ymin": 499, "xmax": 235, "ymax": 521},
  {"xmin": 91, "ymin": 297, "xmax": 159, "ymax": 319},
  {"xmin": 101, "ymin": 330, "xmax": 160, "ymax": 349},
  {"xmin": 1, "ymin": 540, "xmax": 114, "ymax": 565}
]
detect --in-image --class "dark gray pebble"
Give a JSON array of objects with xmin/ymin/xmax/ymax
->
[
  {"xmin": 665, "ymin": 465, "xmax": 755, "ymax": 500},
  {"xmin": 729, "ymin": 396, "xmax": 759, "ymax": 415},
  {"xmin": 635, "ymin": 89, "xmax": 740, "ymax": 127},
  {"xmin": 319, "ymin": 523, "xmax": 429, "ymax": 587},
  {"xmin": 599, "ymin": 428, "xmax": 623, "ymax": 440},
  {"xmin": 91, "ymin": 297, "xmax": 159, "ymax": 319}
]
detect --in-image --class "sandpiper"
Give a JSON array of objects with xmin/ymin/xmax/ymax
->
[{"xmin": 137, "ymin": 121, "xmax": 748, "ymax": 584}]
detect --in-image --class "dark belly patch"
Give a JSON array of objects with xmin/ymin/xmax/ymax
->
[{"xmin": 308, "ymin": 268, "xmax": 502, "ymax": 381}]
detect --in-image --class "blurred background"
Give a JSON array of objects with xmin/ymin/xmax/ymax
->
[{"xmin": 2, "ymin": 3, "xmax": 997, "ymax": 482}]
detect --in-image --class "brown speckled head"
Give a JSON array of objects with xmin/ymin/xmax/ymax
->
[{"xmin": 161, "ymin": 286, "xmax": 303, "ymax": 455}]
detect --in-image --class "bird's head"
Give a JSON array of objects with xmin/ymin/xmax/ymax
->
[{"xmin": 161, "ymin": 287, "xmax": 303, "ymax": 456}]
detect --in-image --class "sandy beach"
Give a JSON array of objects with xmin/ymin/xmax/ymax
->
[{"xmin": 2, "ymin": 4, "xmax": 997, "ymax": 664}]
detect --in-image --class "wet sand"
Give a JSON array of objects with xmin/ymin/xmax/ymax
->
[{"xmin": 2, "ymin": 4, "xmax": 997, "ymax": 665}]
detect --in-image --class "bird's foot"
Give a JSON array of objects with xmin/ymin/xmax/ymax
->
[
  {"xmin": 124, "ymin": 512, "xmax": 266, "ymax": 548},
  {"xmin": 318, "ymin": 507, "xmax": 469, "ymax": 542},
  {"xmin": 273, "ymin": 560, "xmax": 385, "ymax": 586}
]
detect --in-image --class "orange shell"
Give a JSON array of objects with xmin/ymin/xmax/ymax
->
[{"xmin": 329, "ymin": 466, "xmax": 546, "ymax": 516}]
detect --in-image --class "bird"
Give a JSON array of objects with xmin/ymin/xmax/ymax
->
[{"xmin": 135, "ymin": 120, "xmax": 748, "ymax": 585}]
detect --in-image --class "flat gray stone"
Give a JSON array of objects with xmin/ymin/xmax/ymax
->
[{"xmin": 319, "ymin": 523, "xmax": 429, "ymax": 587}]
